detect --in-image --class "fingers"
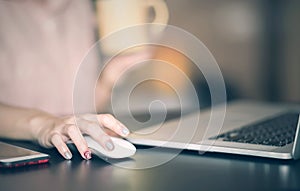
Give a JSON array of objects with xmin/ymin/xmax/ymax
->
[
  {"xmin": 79, "ymin": 119, "xmax": 115, "ymax": 151},
  {"xmin": 51, "ymin": 133, "xmax": 73, "ymax": 160},
  {"xmin": 63, "ymin": 124, "xmax": 92, "ymax": 160},
  {"xmin": 97, "ymin": 114, "xmax": 130, "ymax": 137},
  {"xmin": 48, "ymin": 114, "xmax": 129, "ymax": 160}
]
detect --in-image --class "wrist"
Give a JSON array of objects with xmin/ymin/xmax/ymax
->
[{"xmin": 24, "ymin": 109, "xmax": 55, "ymax": 142}]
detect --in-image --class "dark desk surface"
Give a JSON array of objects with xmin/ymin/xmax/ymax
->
[
  {"xmin": 2, "ymin": 139, "xmax": 300, "ymax": 191},
  {"xmin": 1, "ymin": 111, "xmax": 300, "ymax": 191}
]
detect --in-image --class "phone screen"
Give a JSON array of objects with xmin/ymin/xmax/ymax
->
[{"xmin": 0, "ymin": 142, "xmax": 50, "ymax": 167}]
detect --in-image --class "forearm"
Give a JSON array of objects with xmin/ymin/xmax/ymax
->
[
  {"xmin": 0, "ymin": 103, "xmax": 53, "ymax": 141},
  {"xmin": 0, "ymin": 102, "xmax": 131, "ymax": 160}
]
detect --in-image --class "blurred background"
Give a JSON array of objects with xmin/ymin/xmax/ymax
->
[
  {"xmin": 95, "ymin": 0, "xmax": 300, "ymax": 114},
  {"xmin": 162, "ymin": 0, "xmax": 300, "ymax": 103}
]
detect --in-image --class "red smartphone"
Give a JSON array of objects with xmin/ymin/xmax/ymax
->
[{"xmin": 0, "ymin": 141, "xmax": 50, "ymax": 168}]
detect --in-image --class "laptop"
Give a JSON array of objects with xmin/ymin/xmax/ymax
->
[{"xmin": 127, "ymin": 100, "xmax": 300, "ymax": 160}]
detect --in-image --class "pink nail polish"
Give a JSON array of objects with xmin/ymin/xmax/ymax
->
[{"xmin": 84, "ymin": 151, "xmax": 92, "ymax": 160}]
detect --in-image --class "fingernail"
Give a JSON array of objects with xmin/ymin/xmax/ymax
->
[
  {"xmin": 106, "ymin": 141, "xmax": 114, "ymax": 151},
  {"xmin": 64, "ymin": 151, "xmax": 72, "ymax": 160},
  {"xmin": 122, "ymin": 127, "xmax": 129, "ymax": 136},
  {"xmin": 84, "ymin": 150, "xmax": 92, "ymax": 160}
]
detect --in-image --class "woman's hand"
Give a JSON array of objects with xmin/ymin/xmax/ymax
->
[{"xmin": 31, "ymin": 112, "xmax": 129, "ymax": 160}]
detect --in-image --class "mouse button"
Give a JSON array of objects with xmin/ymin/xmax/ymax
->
[
  {"xmin": 112, "ymin": 146, "xmax": 136, "ymax": 158},
  {"xmin": 84, "ymin": 137, "xmax": 106, "ymax": 152},
  {"xmin": 84, "ymin": 136, "xmax": 136, "ymax": 158},
  {"xmin": 111, "ymin": 137, "xmax": 136, "ymax": 151}
]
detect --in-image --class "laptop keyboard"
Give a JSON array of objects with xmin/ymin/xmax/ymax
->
[{"xmin": 210, "ymin": 112, "xmax": 299, "ymax": 147}]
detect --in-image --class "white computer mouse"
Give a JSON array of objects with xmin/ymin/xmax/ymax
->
[{"xmin": 70, "ymin": 136, "xmax": 136, "ymax": 159}]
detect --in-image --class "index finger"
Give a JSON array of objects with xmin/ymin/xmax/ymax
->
[
  {"xmin": 63, "ymin": 124, "xmax": 92, "ymax": 160},
  {"xmin": 97, "ymin": 114, "xmax": 130, "ymax": 137}
]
